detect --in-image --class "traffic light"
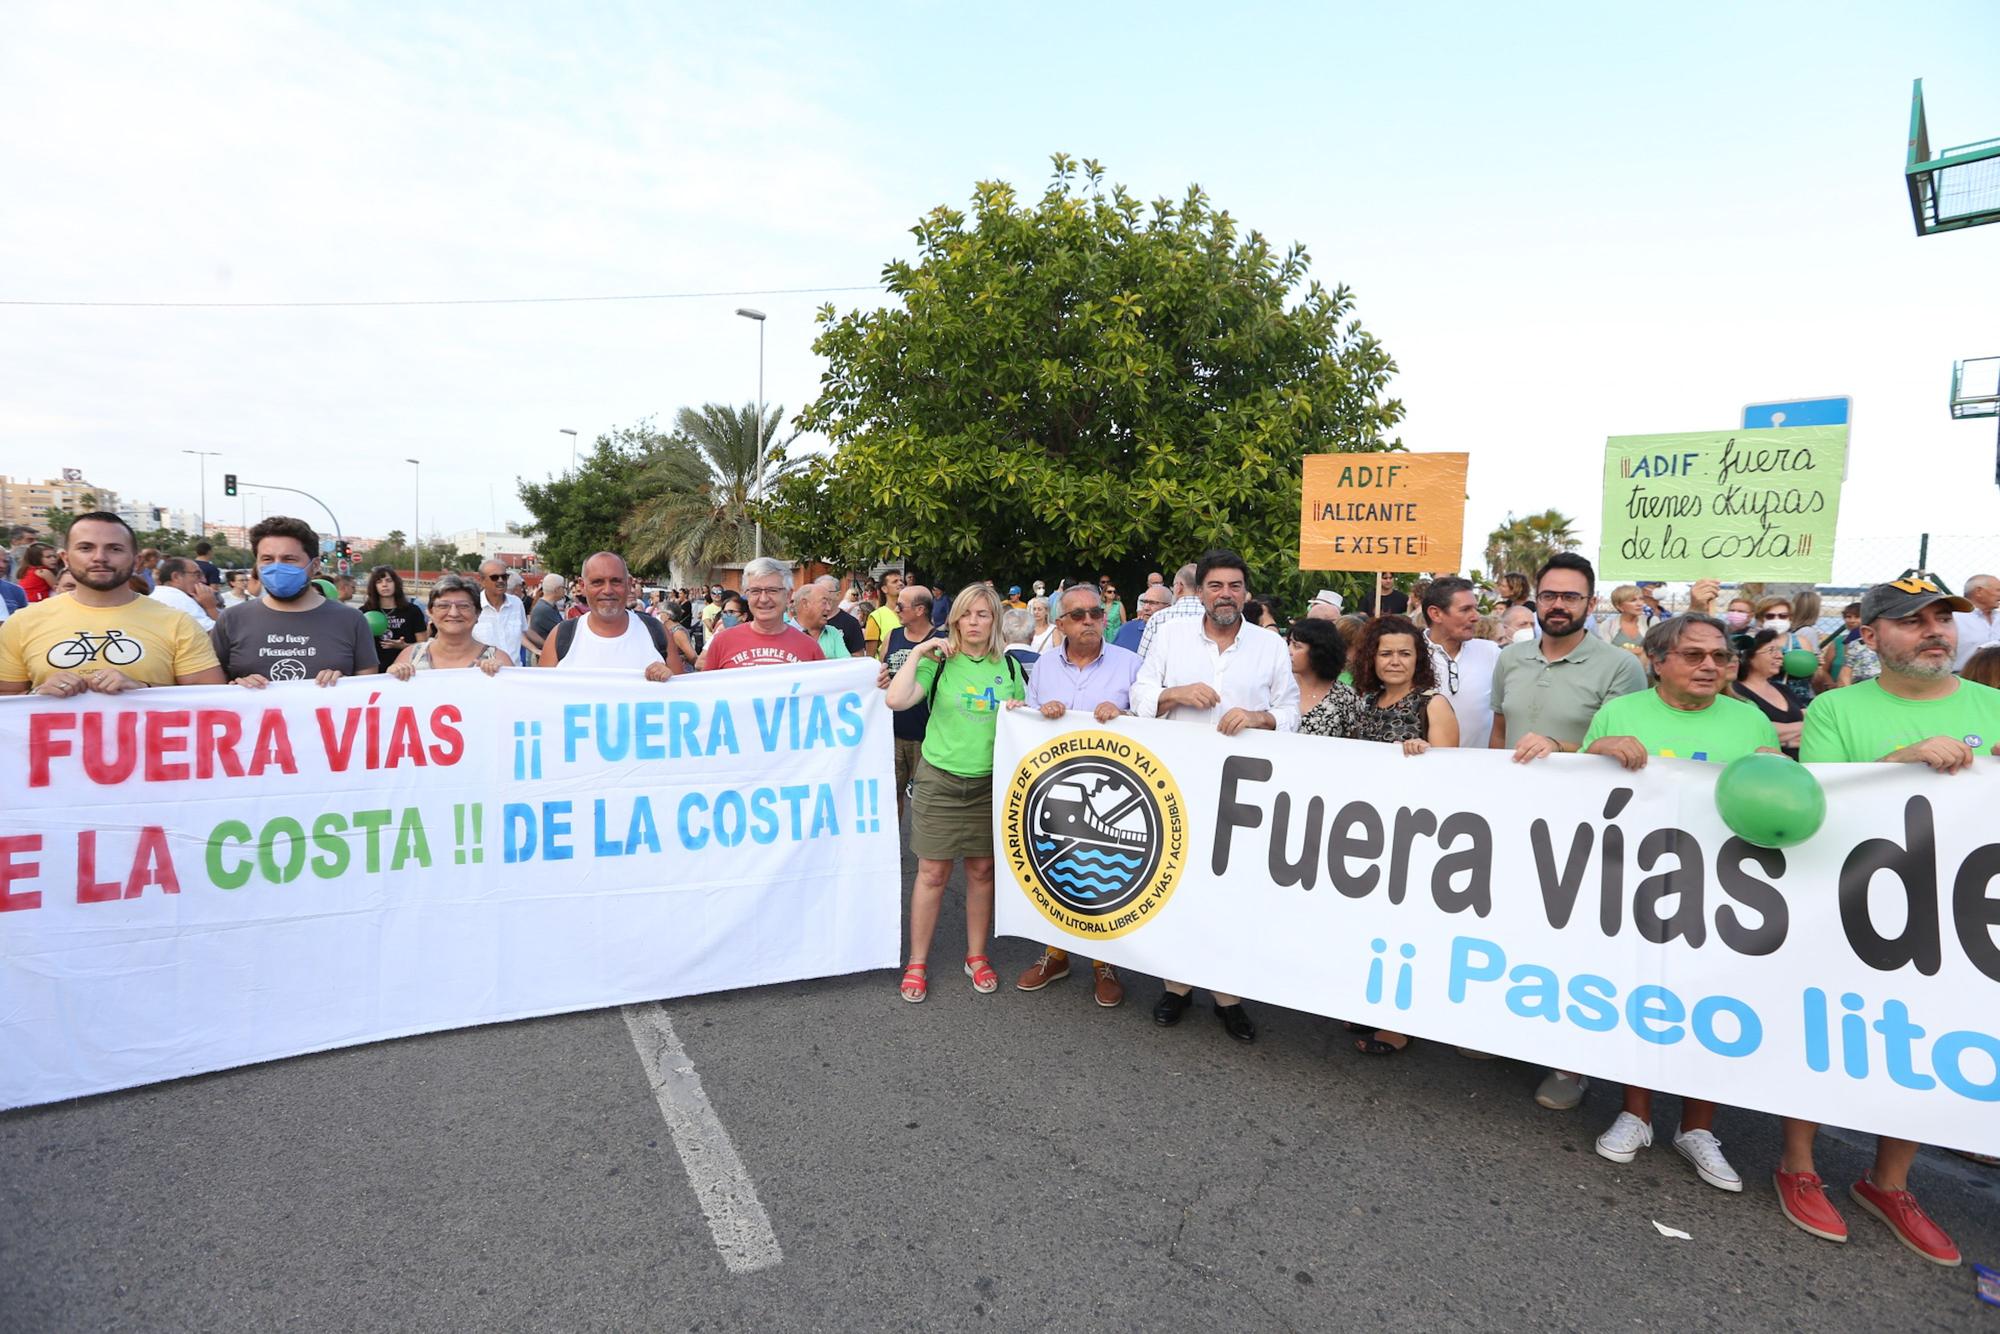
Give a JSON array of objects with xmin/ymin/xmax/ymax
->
[
  {"xmin": 223, "ymin": 473, "xmax": 237, "ymax": 497},
  {"xmin": 335, "ymin": 539, "xmax": 351, "ymax": 562}
]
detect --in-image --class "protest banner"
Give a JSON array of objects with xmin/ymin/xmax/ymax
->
[
  {"xmin": 1600, "ymin": 425, "xmax": 1846, "ymax": 581},
  {"xmin": 1298, "ymin": 452, "xmax": 1468, "ymax": 573},
  {"xmin": 992, "ymin": 711, "xmax": 2000, "ymax": 1155},
  {"xmin": 0, "ymin": 661, "xmax": 899, "ymax": 1110}
]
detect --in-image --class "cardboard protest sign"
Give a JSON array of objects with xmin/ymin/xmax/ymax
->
[
  {"xmin": 1600, "ymin": 426, "xmax": 1846, "ymax": 581},
  {"xmin": 1299, "ymin": 453, "xmax": 1468, "ymax": 573}
]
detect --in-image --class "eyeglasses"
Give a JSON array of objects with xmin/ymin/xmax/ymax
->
[
  {"xmin": 483, "ymin": 573, "xmax": 505, "ymax": 582},
  {"xmin": 1667, "ymin": 649, "xmax": 1737, "ymax": 666},
  {"xmin": 1535, "ymin": 591, "xmax": 1588, "ymax": 607},
  {"xmin": 1062, "ymin": 608, "xmax": 1106, "ymax": 622},
  {"xmin": 1760, "ymin": 612, "xmax": 1790, "ymax": 621},
  {"xmin": 744, "ymin": 586, "xmax": 786, "ymax": 598}
]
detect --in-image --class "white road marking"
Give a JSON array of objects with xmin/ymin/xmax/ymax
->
[{"xmin": 620, "ymin": 1003, "xmax": 783, "ymax": 1275}]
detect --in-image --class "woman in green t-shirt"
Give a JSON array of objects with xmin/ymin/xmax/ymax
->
[{"xmin": 884, "ymin": 583, "xmax": 1026, "ymax": 1003}]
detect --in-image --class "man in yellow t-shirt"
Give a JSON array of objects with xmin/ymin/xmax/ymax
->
[
  {"xmin": 0, "ymin": 513, "xmax": 223, "ymax": 695},
  {"xmin": 865, "ymin": 570, "xmax": 905, "ymax": 658}
]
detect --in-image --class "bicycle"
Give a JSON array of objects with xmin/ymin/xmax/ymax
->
[{"xmin": 46, "ymin": 628, "xmax": 144, "ymax": 671}]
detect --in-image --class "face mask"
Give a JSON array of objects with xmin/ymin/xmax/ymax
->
[
  {"xmin": 1724, "ymin": 611, "xmax": 1750, "ymax": 631},
  {"xmin": 261, "ymin": 562, "xmax": 310, "ymax": 600},
  {"xmin": 719, "ymin": 612, "xmax": 741, "ymax": 628},
  {"xmin": 1763, "ymin": 618, "xmax": 1790, "ymax": 636},
  {"xmin": 1510, "ymin": 627, "xmax": 1536, "ymax": 644}
]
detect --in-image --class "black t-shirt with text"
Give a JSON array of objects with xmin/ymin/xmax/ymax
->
[{"xmin": 885, "ymin": 625, "xmax": 940, "ymax": 741}]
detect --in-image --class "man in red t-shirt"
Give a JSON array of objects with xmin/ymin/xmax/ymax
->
[{"xmin": 703, "ymin": 557, "xmax": 825, "ymax": 670}]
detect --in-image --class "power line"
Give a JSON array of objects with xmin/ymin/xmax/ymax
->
[{"xmin": 0, "ymin": 283, "xmax": 885, "ymax": 310}]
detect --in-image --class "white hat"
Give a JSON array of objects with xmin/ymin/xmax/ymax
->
[{"xmin": 1312, "ymin": 589, "xmax": 1344, "ymax": 611}]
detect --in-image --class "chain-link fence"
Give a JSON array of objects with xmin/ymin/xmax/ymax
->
[{"xmin": 1823, "ymin": 533, "xmax": 2000, "ymax": 592}]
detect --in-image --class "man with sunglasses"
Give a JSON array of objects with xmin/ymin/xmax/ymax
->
[
  {"xmin": 473, "ymin": 560, "xmax": 532, "ymax": 665},
  {"xmin": 1489, "ymin": 551, "xmax": 1646, "ymax": 1111},
  {"xmin": 1007, "ymin": 583, "xmax": 1143, "ymax": 1008},
  {"xmin": 1577, "ymin": 612, "xmax": 1778, "ymax": 1195}
]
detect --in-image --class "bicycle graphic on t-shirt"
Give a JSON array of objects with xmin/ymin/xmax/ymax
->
[{"xmin": 46, "ymin": 628, "xmax": 144, "ymax": 670}]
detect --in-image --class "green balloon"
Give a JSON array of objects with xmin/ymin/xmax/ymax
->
[
  {"xmin": 313, "ymin": 578, "xmax": 340, "ymax": 601},
  {"xmin": 365, "ymin": 610, "xmax": 390, "ymax": 636},
  {"xmin": 1714, "ymin": 753, "xmax": 1825, "ymax": 849},
  {"xmin": 1782, "ymin": 648, "xmax": 1818, "ymax": 678}
]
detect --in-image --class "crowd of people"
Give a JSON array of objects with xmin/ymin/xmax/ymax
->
[{"xmin": 4, "ymin": 513, "xmax": 1999, "ymax": 1268}]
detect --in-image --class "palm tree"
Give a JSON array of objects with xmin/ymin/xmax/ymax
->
[
  {"xmin": 623, "ymin": 403, "xmax": 804, "ymax": 575},
  {"xmin": 1484, "ymin": 509, "xmax": 1581, "ymax": 579}
]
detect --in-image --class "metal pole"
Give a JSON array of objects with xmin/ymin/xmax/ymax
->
[
  {"xmin": 407, "ymin": 458, "xmax": 421, "ymax": 584},
  {"xmin": 183, "ymin": 449, "xmax": 220, "ymax": 539},
  {"xmin": 1919, "ymin": 532, "xmax": 1930, "ymax": 570},
  {"xmin": 754, "ymin": 319, "xmax": 765, "ymax": 559}
]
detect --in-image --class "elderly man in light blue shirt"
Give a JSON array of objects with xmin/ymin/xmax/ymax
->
[{"xmin": 1005, "ymin": 582, "xmax": 1142, "ymax": 1008}]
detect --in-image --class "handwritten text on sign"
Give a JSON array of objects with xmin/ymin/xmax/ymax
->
[
  {"xmin": 1599, "ymin": 425, "xmax": 1846, "ymax": 581},
  {"xmin": 1299, "ymin": 452, "xmax": 1468, "ymax": 573}
]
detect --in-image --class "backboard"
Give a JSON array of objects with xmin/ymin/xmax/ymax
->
[
  {"xmin": 1951, "ymin": 357, "xmax": 2000, "ymax": 419},
  {"xmin": 1907, "ymin": 79, "xmax": 2000, "ymax": 236}
]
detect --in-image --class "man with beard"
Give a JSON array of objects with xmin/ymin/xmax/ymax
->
[
  {"xmin": 539, "ymin": 551, "xmax": 675, "ymax": 678},
  {"xmin": 1133, "ymin": 549, "xmax": 1300, "ymax": 1042},
  {"xmin": 1772, "ymin": 570, "xmax": 1997, "ymax": 1266},
  {"xmin": 1488, "ymin": 551, "xmax": 1645, "ymax": 1111},
  {"xmin": 210, "ymin": 515, "xmax": 378, "ymax": 688},
  {"xmin": 0, "ymin": 512, "xmax": 223, "ymax": 694}
]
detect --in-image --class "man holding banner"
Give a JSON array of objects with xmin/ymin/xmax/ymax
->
[
  {"xmin": 1579, "ymin": 612, "xmax": 1781, "ymax": 1193},
  {"xmin": 1774, "ymin": 571, "xmax": 1996, "ymax": 1267},
  {"xmin": 1133, "ymin": 550, "xmax": 1299, "ymax": 1041}
]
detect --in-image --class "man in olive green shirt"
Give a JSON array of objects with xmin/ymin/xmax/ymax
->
[
  {"xmin": 1488, "ymin": 552, "xmax": 1648, "ymax": 758},
  {"xmin": 1485, "ymin": 551, "xmax": 1646, "ymax": 1114}
]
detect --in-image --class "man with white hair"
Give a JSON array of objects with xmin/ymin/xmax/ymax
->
[
  {"xmin": 1135, "ymin": 562, "xmax": 1202, "ymax": 658},
  {"xmin": 1114, "ymin": 583, "xmax": 1172, "ymax": 651},
  {"xmin": 1954, "ymin": 573, "xmax": 1999, "ymax": 671},
  {"xmin": 706, "ymin": 557, "xmax": 824, "ymax": 669},
  {"xmin": 817, "ymin": 574, "xmax": 866, "ymax": 655},
  {"xmin": 529, "ymin": 574, "xmax": 568, "ymax": 663},
  {"xmin": 473, "ymin": 559, "xmax": 529, "ymax": 664},
  {"xmin": 792, "ymin": 582, "xmax": 850, "ymax": 658}
]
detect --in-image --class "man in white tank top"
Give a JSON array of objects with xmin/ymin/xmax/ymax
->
[{"xmin": 538, "ymin": 552, "xmax": 672, "ymax": 679}]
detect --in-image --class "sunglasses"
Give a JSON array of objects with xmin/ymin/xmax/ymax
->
[
  {"xmin": 1668, "ymin": 649, "xmax": 1737, "ymax": 666},
  {"xmin": 1062, "ymin": 608, "xmax": 1106, "ymax": 623}
]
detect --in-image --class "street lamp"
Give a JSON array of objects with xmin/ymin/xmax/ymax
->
[
  {"xmin": 406, "ymin": 458, "xmax": 421, "ymax": 584},
  {"xmin": 182, "ymin": 449, "xmax": 220, "ymax": 538},
  {"xmin": 736, "ymin": 308, "xmax": 767, "ymax": 559},
  {"xmin": 559, "ymin": 427, "xmax": 578, "ymax": 471}
]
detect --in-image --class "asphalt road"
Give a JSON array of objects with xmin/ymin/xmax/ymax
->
[{"xmin": 5, "ymin": 832, "xmax": 1996, "ymax": 1332}]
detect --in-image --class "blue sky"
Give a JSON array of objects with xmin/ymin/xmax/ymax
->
[{"xmin": 4, "ymin": 1, "xmax": 1997, "ymax": 581}]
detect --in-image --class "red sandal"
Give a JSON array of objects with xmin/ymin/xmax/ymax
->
[
  {"xmin": 899, "ymin": 962, "xmax": 928, "ymax": 1003},
  {"xmin": 964, "ymin": 955, "xmax": 998, "ymax": 994}
]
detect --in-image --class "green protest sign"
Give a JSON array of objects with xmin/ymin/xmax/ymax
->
[{"xmin": 1599, "ymin": 425, "xmax": 1846, "ymax": 581}]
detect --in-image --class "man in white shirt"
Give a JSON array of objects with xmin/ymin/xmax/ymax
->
[
  {"xmin": 473, "ymin": 559, "xmax": 528, "ymax": 663},
  {"xmin": 149, "ymin": 556, "xmax": 216, "ymax": 631},
  {"xmin": 1417, "ymin": 576, "xmax": 1499, "ymax": 747},
  {"xmin": 1954, "ymin": 573, "xmax": 1999, "ymax": 671},
  {"xmin": 1132, "ymin": 549, "xmax": 1300, "ymax": 1043}
]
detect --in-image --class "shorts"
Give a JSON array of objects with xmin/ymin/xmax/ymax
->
[
  {"xmin": 894, "ymin": 738, "xmax": 924, "ymax": 798},
  {"xmin": 908, "ymin": 758, "xmax": 994, "ymax": 862}
]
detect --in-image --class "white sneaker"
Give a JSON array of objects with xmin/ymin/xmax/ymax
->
[
  {"xmin": 1595, "ymin": 1111, "xmax": 1652, "ymax": 1162},
  {"xmin": 1673, "ymin": 1127, "xmax": 1744, "ymax": 1192},
  {"xmin": 1535, "ymin": 1069, "xmax": 1590, "ymax": 1110}
]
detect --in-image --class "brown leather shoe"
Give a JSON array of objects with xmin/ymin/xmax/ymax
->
[
  {"xmin": 1015, "ymin": 951, "xmax": 1071, "ymax": 991},
  {"xmin": 1093, "ymin": 961, "xmax": 1124, "ymax": 1008}
]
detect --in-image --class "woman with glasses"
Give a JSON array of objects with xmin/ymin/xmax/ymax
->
[
  {"xmin": 361, "ymin": 565, "xmax": 427, "ymax": 671},
  {"xmin": 885, "ymin": 584, "xmax": 1025, "ymax": 1002},
  {"xmin": 1730, "ymin": 629, "xmax": 1805, "ymax": 758},
  {"xmin": 386, "ymin": 575, "xmax": 506, "ymax": 678}
]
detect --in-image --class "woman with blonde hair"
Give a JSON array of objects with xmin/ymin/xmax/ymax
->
[
  {"xmin": 884, "ymin": 583, "xmax": 1027, "ymax": 1002},
  {"xmin": 1600, "ymin": 584, "xmax": 1646, "ymax": 654}
]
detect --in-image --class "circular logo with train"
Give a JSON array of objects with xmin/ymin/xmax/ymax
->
[{"xmin": 1003, "ymin": 731, "xmax": 1186, "ymax": 940}]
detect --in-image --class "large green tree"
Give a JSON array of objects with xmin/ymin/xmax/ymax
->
[
  {"xmin": 517, "ymin": 422, "xmax": 678, "ymax": 577},
  {"xmin": 772, "ymin": 154, "xmax": 1404, "ymax": 600},
  {"xmin": 623, "ymin": 403, "xmax": 802, "ymax": 575}
]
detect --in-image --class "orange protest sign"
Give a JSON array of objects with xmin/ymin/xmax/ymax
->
[{"xmin": 1298, "ymin": 453, "xmax": 1468, "ymax": 573}]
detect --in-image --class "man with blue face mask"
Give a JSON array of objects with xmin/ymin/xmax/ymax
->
[{"xmin": 210, "ymin": 515, "xmax": 378, "ymax": 688}]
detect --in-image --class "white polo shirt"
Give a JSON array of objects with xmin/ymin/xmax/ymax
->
[
  {"xmin": 1132, "ymin": 613, "xmax": 1300, "ymax": 732},
  {"xmin": 472, "ymin": 593, "xmax": 527, "ymax": 659},
  {"xmin": 1955, "ymin": 606, "xmax": 2000, "ymax": 671},
  {"xmin": 1424, "ymin": 630, "xmax": 1499, "ymax": 747}
]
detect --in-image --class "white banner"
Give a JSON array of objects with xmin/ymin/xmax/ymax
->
[
  {"xmin": 0, "ymin": 661, "xmax": 899, "ymax": 1109},
  {"xmin": 993, "ymin": 712, "xmax": 2000, "ymax": 1155}
]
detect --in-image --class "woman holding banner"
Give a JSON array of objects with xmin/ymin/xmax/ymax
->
[
  {"xmin": 1337, "ymin": 615, "xmax": 1456, "ymax": 1055},
  {"xmin": 885, "ymin": 583, "xmax": 1025, "ymax": 1003},
  {"xmin": 386, "ymin": 575, "xmax": 507, "ymax": 678},
  {"xmin": 1288, "ymin": 617, "xmax": 1352, "ymax": 736}
]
